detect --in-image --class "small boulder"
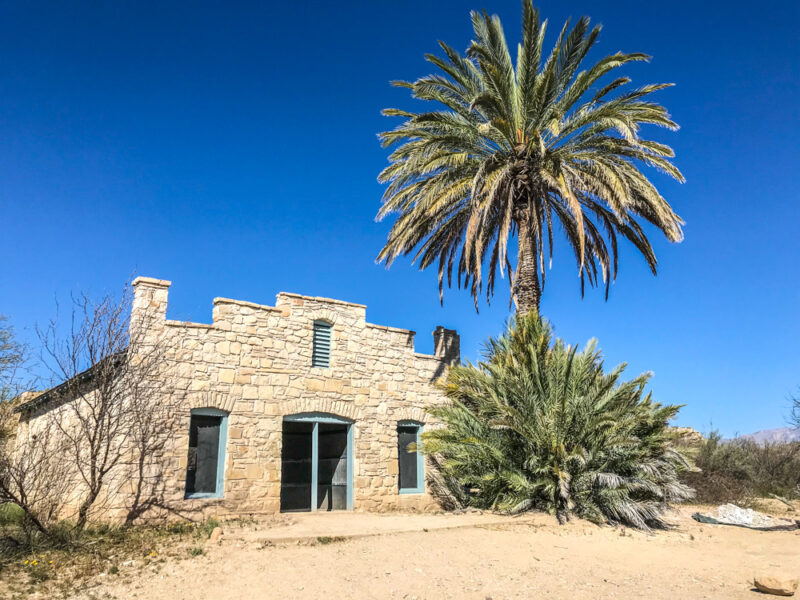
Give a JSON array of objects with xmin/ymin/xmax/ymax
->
[
  {"xmin": 754, "ymin": 574, "xmax": 798, "ymax": 596},
  {"xmin": 208, "ymin": 526, "xmax": 223, "ymax": 543}
]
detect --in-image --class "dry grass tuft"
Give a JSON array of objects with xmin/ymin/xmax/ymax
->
[{"xmin": 0, "ymin": 509, "xmax": 228, "ymax": 599}]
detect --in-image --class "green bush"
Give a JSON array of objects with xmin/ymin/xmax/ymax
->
[
  {"xmin": 166, "ymin": 521, "xmax": 195, "ymax": 535},
  {"xmin": 25, "ymin": 560, "xmax": 52, "ymax": 583},
  {"xmin": 0, "ymin": 502, "xmax": 24, "ymax": 526},
  {"xmin": 684, "ymin": 432, "xmax": 800, "ymax": 504},
  {"xmin": 197, "ymin": 518, "xmax": 220, "ymax": 540},
  {"xmin": 423, "ymin": 313, "xmax": 694, "ymax": 529}
]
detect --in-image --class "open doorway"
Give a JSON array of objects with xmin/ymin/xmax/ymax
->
[
  {"xmin": 317, "ymin": 423, "xmax": 348, "ymax": 510},
  {"xmin": 279, "ymin": 421, "xmax": 313, "ymax": 511},
  {"xmin": 280, "ymin": 414, "xmax": 353, "ymax": 512}
]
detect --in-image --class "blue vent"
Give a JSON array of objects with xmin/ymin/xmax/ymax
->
[{"xmin": 312, "ymin": 320, "xmax": 332, "ymax": 368}]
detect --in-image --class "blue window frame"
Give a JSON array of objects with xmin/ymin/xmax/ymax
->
[
  {"xmin": 184, "ymin": 408, "xmax": 228, "ymax": 499},
  {"xmin": 397, "ymin": 420, "xmax": 424, "ymax": 494}
]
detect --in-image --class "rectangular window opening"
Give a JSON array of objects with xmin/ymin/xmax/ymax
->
[
  {"xmin": 185, "ymin": 413, "xmax": 225, "ymax": 498},
  {"xmin": 398, "ymin": 424, "xmax": 424, "ymax": 494}
]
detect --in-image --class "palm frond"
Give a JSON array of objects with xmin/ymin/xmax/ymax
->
[
  {"xmin": 377, "ymin": 1, "xmax": 683, "ymax": 312},
  {"xmin": 422, "ymin": 313, "xmax": 694, "ymax": 529}
]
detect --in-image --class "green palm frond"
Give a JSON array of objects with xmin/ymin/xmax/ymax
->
[
  {"xmin": 423, "ymin": 313, "xmax": 694, "ymax": 529},
  {"xmin": 377, "ymin": 2, "xmax": 683, "ymax": 313}
]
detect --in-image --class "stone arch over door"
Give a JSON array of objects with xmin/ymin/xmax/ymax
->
[{"xmin": 280, "ymin": 398, "xmax": 362, "ymax": 422}]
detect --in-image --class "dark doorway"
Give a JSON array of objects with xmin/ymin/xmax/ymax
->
[
  {"xmin": 317, "ymin": 424, "xmax": 348, "ymax": 511},
  {"xmin": 280, "ymin": 421, "xmax": 313, "ymax": 512},
  {"xmin": 280, "ymin": 415, "xmax": 353, "ymax": 512}
]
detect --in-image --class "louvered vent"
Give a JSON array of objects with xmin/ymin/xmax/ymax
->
[{"xmin": 312, "ymin": 320, "xmax": 332, "ymax": 368}]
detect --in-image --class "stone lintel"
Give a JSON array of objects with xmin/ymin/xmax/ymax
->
[
  {"xmin": 132, "ymin": 276, "xmax": 172, "ymax": 288},
  {"xmin": 413, "ymin": 352, "xmax": 447, "ymax": 362}
]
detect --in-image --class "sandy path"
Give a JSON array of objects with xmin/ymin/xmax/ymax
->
[{"xmin": 89, "ymin": 507, "xmax": 798, "ymax": 600}]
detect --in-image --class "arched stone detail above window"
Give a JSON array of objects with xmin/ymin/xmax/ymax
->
[
  {"xmin": 395, "ymin": 406, "xmax": 428, "ymax": 424},
  {"xmin": 310, "ymin": 308, "xmax": 338, "ymax": 326},
  {"xmin": 187, "ymin": 391, "xmax": 235, "ymax": 414},
  {"xmin": 280, "ymin": 398, "xmax": 362, "ymax": 421}
]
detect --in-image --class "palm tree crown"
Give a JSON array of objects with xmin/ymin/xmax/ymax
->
[{"xmin": 376, "ymin": 2, "xmax": 684, "ymax": 314}]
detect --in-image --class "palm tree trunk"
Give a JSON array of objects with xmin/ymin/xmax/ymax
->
[{"xmin": 515, "ymin": 218, "xmax": 541, "ymax": 315}]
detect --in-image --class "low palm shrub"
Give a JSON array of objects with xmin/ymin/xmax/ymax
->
[{"xmin": 423, "ymin": 313, "xmax": 694, "ymax": 529}]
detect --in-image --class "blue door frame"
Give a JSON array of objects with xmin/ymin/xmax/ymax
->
[{"xmin": 283, "ymin": 412, "xmax": 354, "ymax": 511}]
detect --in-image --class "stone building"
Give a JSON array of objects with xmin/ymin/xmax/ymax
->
[{"xmin": 16, "ymin": 277, "xmax": 460, "ymax": 520}]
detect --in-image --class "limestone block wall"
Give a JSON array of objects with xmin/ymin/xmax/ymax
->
[{"xmin": 63, "ymin": 276, "xmax": 461, "ymax": 520}]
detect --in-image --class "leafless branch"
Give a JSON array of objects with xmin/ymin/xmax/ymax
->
[
  {"xmin": 30, "ymin": 281, "xmax": 178, "ymax": 529},
  {"xmin": 789, "ymin": 388, "xmax": 800, "ymax": 430}
]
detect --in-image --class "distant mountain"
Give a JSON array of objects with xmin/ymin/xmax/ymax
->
[{"xmin": 739, "ymin": 427, "xmax": 800, "ymax": 444}]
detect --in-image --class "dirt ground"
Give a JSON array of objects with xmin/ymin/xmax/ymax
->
[{"xmin": 82, "ymin": 505, "xmax": 798, "ymax": 600}]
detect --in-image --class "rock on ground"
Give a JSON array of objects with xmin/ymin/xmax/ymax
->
[
  {"xmin": 716, "ymin": 504, "xmax": 776, "ymax": 528},
  {"xmin": 208, "ymin": 527, "xmax": 223, "ymax": 543},
  {"xmin": 754, "ymin": 574, "xmax": 798, "ymax": 597}
]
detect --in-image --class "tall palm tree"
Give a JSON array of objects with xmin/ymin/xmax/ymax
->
[{"xmin": 376, "ymin": 2, "xmax": 684, "ymax": 314}]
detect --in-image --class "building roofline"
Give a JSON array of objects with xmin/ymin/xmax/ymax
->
[
  {"xmin": 276, "ymin": 292, "xmax": 367, "ymax": 309},
  {"xmin": 213, "ymin": 297, "xmax": 285, "ymax": 313},
  {"xmin": 14, "ymin": 351, "xmax": 127, "ymax": 414},
  {"xmin": 365, "ymin": 322, "xmax": 416, "ymax": 335}
]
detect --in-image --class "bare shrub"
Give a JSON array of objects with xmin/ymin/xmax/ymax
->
[
  {"xmin": 0, "ymin": 315, "xmax": 25, "ymax": 406},
  {"xmin": 31, "ymin": 282, "xmax": 178, "ymax": 529},
  {"xmin": 685, "ymin": 432, "xmax": 800, "ymax": 505},
  {"xmin": 0, "ymin": 412, "xmax": 74, "ymax": 538},
  {"xmin": 790, "ymin": 388, "xmax": 800, "ymax": 430},
  {"xmin": 0, "ymin": 317, "xmax": 70, "ymax": 539}
]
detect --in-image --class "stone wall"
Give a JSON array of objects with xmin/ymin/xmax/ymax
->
[{"xmin": 26, "ymin": 277, "xmax": 460, "ymax": 521}]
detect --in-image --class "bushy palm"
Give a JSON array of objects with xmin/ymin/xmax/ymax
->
[
  {"xmin": 423, "ymin": 313, "xmax": 693, "ymax": 529},
  {"xmin": 377, "ymin": 2, "xmax": 684, "ymax": 313}
]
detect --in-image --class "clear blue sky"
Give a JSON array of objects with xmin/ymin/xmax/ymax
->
[{"xmin": 0, "ymin": 1, "xmax": 798, "ymax": 436}]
